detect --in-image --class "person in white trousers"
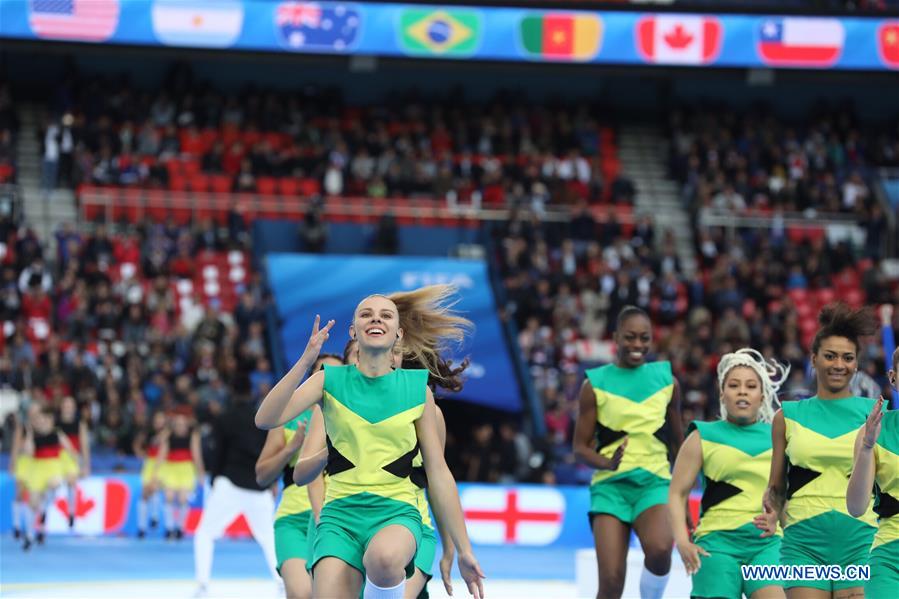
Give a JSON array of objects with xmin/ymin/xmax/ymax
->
[{"xmin": 193, "ymin": 377, "xmax": 280, "ymax": 598}]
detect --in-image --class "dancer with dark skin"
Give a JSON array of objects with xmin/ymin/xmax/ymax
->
[{"xmin": 573, "ymin": 306, "xmax": 684, "ymax": 599}]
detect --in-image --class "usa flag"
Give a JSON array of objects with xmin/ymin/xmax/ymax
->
[
  {"xmin": 29, "ymin": 0, "xmax": 120, "ymax": 42},
  {"xmin": 274, "ymin": 2, "xmax": 361, "ymax": 52}
]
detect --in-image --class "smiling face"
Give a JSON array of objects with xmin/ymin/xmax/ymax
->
[
  {"xmin": 351, "ymin": 295, "xmax": 402, "ymax": 351},
  {"xmin": 811, "ymin": 336, "xmax": 857, "ymax": 395},
  {"xmin": 615, "ymin": 314, "xmax": 652, "ymax": 368},
  {"xmin": 721, "ymin": 366, "xmax": 764, "ymax": 424},
  {"xmin": 151, "ymin": 410, "xmax": 167, "ymax": 432}
]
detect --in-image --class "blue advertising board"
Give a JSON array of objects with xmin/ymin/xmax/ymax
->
[
  {"xmin": 265, "ymin": 253, "xmax": 522, "ymax": 411},
  {"xmin": 1, "ymin": 1, "xmax": 897, "ymax": 71},
  {"xmin": 0, "ymin": 472, "xmax": 703, "ymax": 547}
]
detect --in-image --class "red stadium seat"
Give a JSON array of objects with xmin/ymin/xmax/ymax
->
[{"xmin": 257, "ymin": 177, "xmax": 277, "ymax": 196}]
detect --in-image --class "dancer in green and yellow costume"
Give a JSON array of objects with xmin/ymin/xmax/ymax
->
[
  {"xmin": 847, "ymin": 345, "xmax": 899, "ymax": 599},
  {"xmin": 573, "ymin": 306, "xmax": 684, "ymax": 599},
  {"xmin": 670, "ymin": 348, "xmax": 789, "ymax": 599},
  {"xmin": 763, "ymin": 303, "xmax": 878, "ymax": 598},
  {"xmin": 256, "ymin": 285, "xmax": 485, "ymax": 599},
  {"xmin": 255, "ymin": 353, "xmax": 342, "ymax": 599}
]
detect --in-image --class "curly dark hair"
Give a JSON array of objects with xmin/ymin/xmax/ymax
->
[{"xmin": 811, "ymin": 302, "xmax": 877, "ymax": 355}]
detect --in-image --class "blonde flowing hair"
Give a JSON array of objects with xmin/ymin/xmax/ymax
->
[
  {"xmin": 717, "ymin": 348, "xmax": 790, "ymax": 423},
  {"xmin": 359, "ymin": 285, "xmax": 473, "ymax": 392}
]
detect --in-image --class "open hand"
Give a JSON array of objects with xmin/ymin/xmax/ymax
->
[
  {"xmin": 676, "ymin": 540, "xmax": 710, "ymax": 576},
  {"xmin": 755, "ymin": 491, "xmax": 778, "ymax": 538},
  {"xmin": 599, "ymin": 437, "xmax": 627, "ymax": 470},
  {"xmin": 300, "ymin": 315, "xmax": 335, "ymax": 365},
  {"xmin": 862, "ymin": 396, "xmax": 885, "ymax": 450},
  {"xmin": 458, "ymin": 551, "xmax": 486, "ymax": 599},
  {"xmin": 440, "ymin": 544, "xmax": 456, "ymax": 595}
]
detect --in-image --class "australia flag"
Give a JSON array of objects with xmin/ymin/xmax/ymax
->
[{"xmin": 275, "ymin": 2, "xmax": 361, "ymax": 52}]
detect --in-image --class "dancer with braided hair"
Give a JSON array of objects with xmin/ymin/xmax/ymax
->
[{"xmin": 669, "ymin": 348, "xmax": 790, "ymax": 599}]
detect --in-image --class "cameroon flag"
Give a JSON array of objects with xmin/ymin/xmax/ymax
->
[{"xmin": 520, "ymin": 13, "xmax": 602, "ymax": 61}]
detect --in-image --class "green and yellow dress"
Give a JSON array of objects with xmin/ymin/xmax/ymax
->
[
  {"xmin": 585, "ymin": 361, "xmax": 674, "ymax": 523},
  {"xmin": 310, "ymin": 365, "xmax": 428, "ymax": 576},
  {"xmin": 274, "ymin": 409, "xmax": 315, "ymax": 573},
  {"xmin": 867, "ymin": 409, "xmax": 899, "ymax": 598},
  {"xmin": 780, "ymin": 396, "xmax": 877, "ymax": 591},
  {"xmin": 688, "ymin": 420, "xmax": 782, "ymax": 598}
]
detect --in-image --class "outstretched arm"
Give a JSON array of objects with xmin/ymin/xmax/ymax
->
[
  {"xmin": 417, "ymin": 389, "xmax": 485, "ymax": 599},
  {"xmin": 255, "ymin": 315, "xmax": 334, "ymax": 429}
]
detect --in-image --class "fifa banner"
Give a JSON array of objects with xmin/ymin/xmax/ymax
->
[
  {"xmin": 0, "ymin": 473, "xmax": 702, "ymax": 546},
  {"xmin": 266, "ymin": 253, "xmax": 521, "ymax": 412},
  {"xmin": 1, "ymin": 1, "xmax": 898, "ymax": 71}
]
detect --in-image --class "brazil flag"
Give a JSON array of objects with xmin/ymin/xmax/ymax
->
[{"xmin": 399, "ymin": 9, "xmax": 482, "ymax": 56}]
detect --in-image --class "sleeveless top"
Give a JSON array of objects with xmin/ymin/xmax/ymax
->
[
  {"xmin": 34, "ymin": 431, "xmax": 61, "ymax": 458},
  {"xmin": 322, "ymin": 364, "xmax": 427, "ymax": 509},
  {"xmin": 167, "ymin": 432, "xmax": 193, "ymax": 462},
  {"xmin": 689, "ymin": 419, "xmax": 780, "ymax": 538},
  {"xmin": 782, "ymin": 396, "xmax": 877, "ymax": 527},
  {"xmin": 275, "ymin": 409, "xmax": 315, "ymax": 520},
  {"xmin": 59, "ymin": 419, "xmax": 81, "ymax": 452},
  {"xmin": 873, "ymin": 409, "xmax": 899, "ymax": 549},
  {"xmin": 585, "ymin": 361, "xmax": 674, "ymax": 484}
]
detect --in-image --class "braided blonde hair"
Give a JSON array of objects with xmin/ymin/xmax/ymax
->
[{"xmin": 717, "ymin": 348, "xmax": 790, "ymax": 423}]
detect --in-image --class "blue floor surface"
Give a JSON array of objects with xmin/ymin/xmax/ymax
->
[{"xmin": 1, "ymin": 535, "xmax": 579, "ymax": 584}]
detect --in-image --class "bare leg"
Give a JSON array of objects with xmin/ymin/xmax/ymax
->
[
  {"xmin": 787, "ymin": 587, "xmax": 833, "ymax": 599},
  {"xmin": 750, "ymin": 585, "xmax": 786, "ymax": 599},
  {"xmin": 312, "ymin": 557, "xmax": 363, "ymax": 599},
  {"xmin": 592, "ymin": 514, "xmax": 631, "ymax": 599},
  {"xmin": 280, "ymin": 558, "xmax": 311, "ymax": 599},
  {"xmin": 362, "ymin": 525, "xmax": 417, "ymax": 587},
  {"xmin": 403, "ymin": 569, "xmax": 428, "ymax": 599}
]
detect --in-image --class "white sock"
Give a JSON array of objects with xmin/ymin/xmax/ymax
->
[
  {"xmin": 639, "ymin": 567, "xmax": 669, "ymax": 599},
  {"xmin": 150, "ymin": 492, "xmax": 162, "ymax": 523},
  {"xmin": 164, "ymin": 502, "xmax": 175, "ymax": 531},
  {"xmin": 362, "ymin": 577, "xmax": 405, "ymax": 599},
  {"xmin": 12, "ymin": 500, "xmax": 22, "ymax": 530},
  {"xmin": 22, "ymin": 504, "xmax": 35, "ymax": 538},
  {"xmin": 67, "ymin": 484, "xmax": 76, "ymax": 517},
  {"xmin": 137, "ymin": 499, "xmax": 148, "ymax": 530}
]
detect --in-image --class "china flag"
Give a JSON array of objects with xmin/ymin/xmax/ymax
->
[{"xmin": 879, "ymin": 22, "xmax": 899, "ymax": 69}]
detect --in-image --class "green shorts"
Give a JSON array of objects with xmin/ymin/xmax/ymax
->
[
  {"xmin": 691, "ymin": 523, "xmax": 782, "ymax": 598},
  {"xmin": 414, "ymin": 523, "xmax": 437, "ymax": 578},
  {"xmin": 589, "ymin": 468, "xmax": 669, "ymax": 525},
  {"xmin": 780, "ymin": 511, "xmax": 875, "ymax": 591},
  {"xmin": 274, "ymin": 510, "xmax": 313, "ymax": 572},
  {"xmin": 867, "ymin": 540, "xmax": 899, "ymax": 599},
  {"xmin": 310, "ymin": 493, "xmax": 422, "ymax": 577}
]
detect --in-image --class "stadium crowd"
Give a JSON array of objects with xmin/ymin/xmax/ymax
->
[
  {"xmin": 3, "ymin": 70, "xmax": 898, "ymax": 487},
  {"xmin": 45, "ymin": 68, "xmax": 631, "ymax": 209}
]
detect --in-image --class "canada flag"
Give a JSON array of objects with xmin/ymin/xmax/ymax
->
[
  {"xmin": 879, "ymin": 21, "xmax": 899, "ymax": 69},
  {"xmin": 462, "ymin": 487, "xmax": 564, "ymax": 545},
  {"xmin": 636, "ymin": 15, "xmax": 722, "ymax": 66},
  {"xmin": 47, "ymin": 478, "xmax": 130, "ymax": 535}
]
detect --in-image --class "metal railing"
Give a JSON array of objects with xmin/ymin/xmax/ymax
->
[{"xmin": 77, "ymin": 186, "xmax": 638, "ymax": 226}]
